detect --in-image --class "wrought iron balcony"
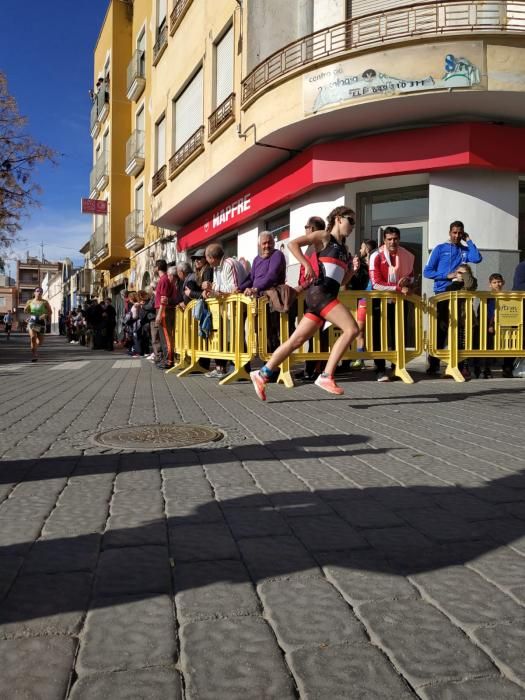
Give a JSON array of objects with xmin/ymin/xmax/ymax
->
[
  {"xmin": 125, "ymin": 130, "xmax": 145, "ymax": 177},
  {"xmin": 90, "ymin": 220, "xmax": 109, "ymax": 262},
  {"xmin": 152, "ymin": 164, "xmax": 167, "ymax": 195},
  {"xmin": 95, "ymin": 154, "xmax": 109, "ymax": 192},
  {"xmin": 208, "ymin": 93, "xmax": 235, "ymax": 140},
  {"xmin": 125, "ymin": 209, "xmax": 145, "ymax": 251},
  {"xmin": 90, "ymin": 100, "xmax": 100, "ymax": 138},
  {"xmin": 153, "ymin": 24, "xmax": 168, "ymax": 66},
  {"xmin": 241, "ymin": 0, "xmax": 525, "ymax": 106},
  {"xmin": 126, "ymin": 50, "xmax": 146, "ymax": 101},
  {"xmin": 170, "ymin": 0, "xmax": 193, "ymax": 35},
  {"xmin": 77, "ymin": 269, "xmax": 92, "ymax": 294},
  {"xmin": 169, "ymin": 126, "xmax": 205, "ymax": 178}
]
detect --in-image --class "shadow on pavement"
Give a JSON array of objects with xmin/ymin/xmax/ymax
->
[{"xmin": 1, "ymin": 437, "xmax": 525, "ymax": 625}]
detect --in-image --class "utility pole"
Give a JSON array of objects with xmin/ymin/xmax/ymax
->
[{"xmin": 40, "ymin": 241, "xmax": 45, "ymax": 263}]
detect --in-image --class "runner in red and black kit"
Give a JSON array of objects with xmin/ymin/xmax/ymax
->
[{"xmin": 251, "ymin": 206, "xmax": 360, "ymax": 399}]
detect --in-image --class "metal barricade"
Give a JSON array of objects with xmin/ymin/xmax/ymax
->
[
  {"xmin": 258, "ymin": 290, "xmax": 424, "ymax": 386},
  {"xmin": 427, "ymin": 291, "xmax": 525, "ymax": 381},
  {"xmin": 177, "ymin": 294, "xmax": 258, "ymax": 384},
  {"xmin": 166, "ymin": 305, "xmax": 189, "ymax": 374}
]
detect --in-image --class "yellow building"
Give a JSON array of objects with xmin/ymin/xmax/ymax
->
[{"xmin": 89, "ymin": 0, "xmax": 525, "ymax": 300}]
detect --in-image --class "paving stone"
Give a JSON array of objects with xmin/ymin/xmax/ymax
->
[
  {"xmin": 0, "ymin": 555, "xmax": 23, "ymax": 600},
  {"xmin": 165, "ymin": 498, "xmax": 224, "ymax": 524},
  {"xmin": 163, "ymin": 477, "xmax": 214, "ymax": 501},
  {"xmin": 432, "ymin": 493, "xmax": 504, "ymax": 521},
  {"xmin": 114, "ymin": 468, "xmax": 162, "ymax": 492},
  {"xmin": 94, "ymin": 546, "xmax": 171, "ymax": 597},
  {"xmin": 110, "ymin": 489, "xmax": 164, "ymax": 518},
  {"xmin": 23, "ymin": 533, "xmax": 100, "ymax": 573},
  {"xmin": 288, "ymin": 514, "xmax": 368, "ymax": 551},
  {"xmin": 357, "ymin": 598, "xmax": 494, "ymax": 687},
  {"xmin": 104, "ymin": 516, "xmax": 167, "ymax": 548},
  {"xmin": 0, "ymin": 636, "xmax": 76, "ymax": 699},
  {"xmin": 397, "ymin": 508, "xmax": 484, "ymax": 543},
  {"xmin": 70, "ymin": 669, "xmax": 182, "ymax": 700},
  {"xmin": 288, "ymin": 641, "xmax": 415, "ymax": 699},
  {"xmin": 330, "ymin": 498, "xmax": 406, "ymax": 528},
  {"xmin": 0, "ymin": 572, "xmax": 92, "ymax": 637},
  {"xmin": 223, "ymin": 506, "xmax": 291, "ymax": 538},
  {"xmin": 214, "ymin": 485, "xmax": 270, "ymax": 507},
  {"xmin": 169, "ymin": 523, "xmax": 239, "ymax": 562},
  {"xmin": 473, "ymin": 623, "xmax": 525, "ymax": 685},
  {"xmin": 259, "ymin": 575, "xmax": 365, "ymax": 650},
  {"xmin": 318, "ymin": 550, "xmax": 418, "ymax": 604},
  {"xmin": 76, "ymin": 594, "xmax": 177, "ymax": 674},
  {"xmin": 180, "ymin": 616, "xmax": 295, "ymax": 699},
  {"xmin": 42, "ymin": 503, "xmax": 109, "ymax": 537},
  {"xmin": 419, "ymin": 675, "xmax": 525, "ymax": 699},
  {"xmin": 238, "ymin": 535, "xmax": 318, "ymax": 582},
  {"xmin": 174, "ymin": 560, "xmax": 260, "ymax": 622},
  {"xmin": 410, "ymin": 565, "xmax": 525, "ymax": 626},
  {"xmin": 269, "ymin": 491, "xmax": 333, "ymax": 517},
  {"xmin": 363, "ymin": 526, "xmax": 434, "ymax": 567}
]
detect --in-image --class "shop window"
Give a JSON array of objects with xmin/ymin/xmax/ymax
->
[
  {"xmin": 519, "ymin": 183, "xmax": 525, "ymax": 262},
  {"xmin": 265, "ymin": 211, "xmax": 290, "ymax": 243}
]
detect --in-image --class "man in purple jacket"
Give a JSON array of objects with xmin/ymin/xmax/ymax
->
[
  {"xmin": 240, "ymin": 231, "xmax": 287, "ymax": 352},
  {"xmin": 240, "ymin": 232, "xmax": 286, "ymax": 296}
]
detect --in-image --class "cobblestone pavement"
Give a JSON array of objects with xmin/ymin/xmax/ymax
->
[{"xmin": 1, "ymin": 334, "xmax": 525, "ymax": 698}]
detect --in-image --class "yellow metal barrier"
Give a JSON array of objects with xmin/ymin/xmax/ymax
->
[
  {"xmin": 258, "ymin": 290, "xmax": 424, "ymax": 386},
  {"xmin": 166, "ymin": 306, "xmax": 189, "ymax": 374},
  {"xmin": 176, "ymin": 294, "xmax": 258, "ymax": 385},
  {"xmin": 427, "ymin": 291, "xmax": 525, "ymax": 382}
]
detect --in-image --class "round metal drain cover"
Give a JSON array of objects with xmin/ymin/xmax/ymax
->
[{"xmin": 94, "ymin": 424, "xmax": 224, "ymax": 450}]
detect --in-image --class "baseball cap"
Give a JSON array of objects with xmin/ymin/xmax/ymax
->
[{"xmin": 191, "ymin": 248, "xmax": 206, "ymax": 259}]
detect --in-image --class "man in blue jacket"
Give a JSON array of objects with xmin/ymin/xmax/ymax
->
[{"xmin": 424, "ymin": 220, "xmax": 482, "ymax": 374}]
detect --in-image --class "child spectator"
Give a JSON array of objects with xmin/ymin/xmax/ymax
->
[
  {"xmin": 474, "ymin": 273, "xmax": 514, "ymax": 378},
  {"xmin": 445, "ymin": 264, "xmax": 477, "ymax": 378}
]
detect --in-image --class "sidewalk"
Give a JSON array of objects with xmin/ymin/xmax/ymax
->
[{"xmin": 1, "ymin": 335, "xmax": 525, "ymax": 698}]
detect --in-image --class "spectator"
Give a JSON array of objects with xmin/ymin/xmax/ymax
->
[
  {"xmin": 202, "ymin": 243, "xmax": 249, "ymax": 378},
  {"xmin": 347, "ymin": 238, "xmax": 378, "ymax": 369},
  {"xmin": 445, "ymin": 264, "xmax": 478, "ymax": 378},
  {"xmin": 369, "ymin": 226, "xmax": 415, "ymax": 382},
  {"xmin": 184, "ymin": 249, "xmax": 213, "ymax": 301},
  {"xmin": 473, "ymin": 273, "xmax": 514, "ymax": 379},
  {"xmin": 424, "ymin": 220, "xmax": 482, "ymax": 374},
  {"xmin": 102, "ymin": 298, "xmax": 116, "ymax": 351},
  {"xmin": 144, "ymin": 282, "xmax": 161, "ymax": 363},
  {"xmin": 155, "ymin": 260, "xmax": 175, "ymax": 369},
  {"xmin": 512, "ymin": 259, "xmax": 525, "ymax": 291},
  {"xmin": 175, "ymin": 261, "xmax": 193, "ymax": 306}
]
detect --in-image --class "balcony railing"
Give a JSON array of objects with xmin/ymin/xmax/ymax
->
[
  {"xmin": 169, "ymin": 126, "xmax": 205, "ymax": 177},
  {"xmin": 90, "ymin": 101, "xmax": 99, "ymax": 137},
  {"xmin": 90, "ymin": 220, "xmax": 109, "ymax": 262},
  {"xmin": 208, "ymin": 93, "xmax": 235, "ymax": 140},
  {"xmin": 96, "ymin": 86, "xmax": 110, "ymax": 122},
  {"xmin": 89, "ymin": 164, "xmax": 98, "ymax": 197},
  {"xmin": 126, "ymin": 50, "xmax": 146, "ymax": 101},
  {"xmin": 241, "ymin": 0, "xmax": 525, "ymax": 106},
  {"xmin": 125, "ymin": 130, "xmax": 145, "ymax": 176},
  {"xmin": 152, "ymin": 164, "xmax": 167, "ymax": 194},
  {"xmin": 77, "ymin": 269, "xmax": 92, "ymax": 294},
  {"xmin": 125, "ymin": 209, "xmax": 145, "ymax": 251},
  {"xmin": 153, "ymin": 24, "xmax": 168, "ymax": 65},
  {"xmin": 170, "ymin": 0, "xmax": 193, "ymax": 35},
  {"xmin": 94, "ymin": 154, "xmax": 109, "ymax": 192}
]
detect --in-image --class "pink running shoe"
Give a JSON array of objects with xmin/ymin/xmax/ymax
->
[
  {"xmin": 250, "ymin": 370, "xmax": 268, "ymax": 401},
  {"xmin": 314, "ymin": 374, "xmax": 344, "ymax": 395}
]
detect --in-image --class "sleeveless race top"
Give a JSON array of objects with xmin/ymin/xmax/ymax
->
[
  {"xmin": 314, "ymin": 235, "xmax": 349, "ymax": 295},
  {"xmin": 28, "ymin": 300, "xmax": 47, "ymax": 318}
]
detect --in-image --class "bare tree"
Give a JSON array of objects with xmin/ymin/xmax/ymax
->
[{"xmin": 0, "ymin": 71, "xmax": 57, "ymax": 249}]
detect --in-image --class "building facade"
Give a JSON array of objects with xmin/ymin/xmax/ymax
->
[
  {"xmin": 88, "ymin": 0, "xmax": 525, "ymax": 296},
  {"xmin": 16, "ymin": 257, "xmax": 61, "ymax": 326}
]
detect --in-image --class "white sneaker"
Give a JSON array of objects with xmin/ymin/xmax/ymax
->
[
  {"xmin": 377, "ymin": 372, "xmax": 390, "ymax": 382},
  {"xmin": 205, "ymin": 368, "xmax": 226, "ymax": 378}
]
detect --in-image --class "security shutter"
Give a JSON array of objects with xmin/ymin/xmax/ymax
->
[
  {"xmin": 346, "ymin": 0, "xmax": 434, "ymax": 18},
  {"xmin": 156, "ymin": 116, "xmax": 165, "ymax": 168},
  {"xmin": 174, "ymin": 68, "xmax": 203, "ymax": 151},
  {"xmin": 215, "ymin": 25, "xmax": 234, "ymax": 107}
]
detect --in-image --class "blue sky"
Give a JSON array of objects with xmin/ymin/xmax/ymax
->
[{"xmin": 1, "ymin": 0, "xmax": 109, "ymax": 276}]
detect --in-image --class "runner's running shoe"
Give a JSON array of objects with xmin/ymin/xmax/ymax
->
[
  {"xmin": 314, "ymin": 374, "xmax": 344, "ymax": 395},
  {"xmin": 250, "ymin": 370, "xmax": 268, "ymax": 401}
]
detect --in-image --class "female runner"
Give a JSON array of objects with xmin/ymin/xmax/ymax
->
[
  {"xmin": 251, "ymin": 206, "xmax": 359, "ymax": 400},
  {"xmin": 24, "ymin": 287, "xmax": 52, "ymax": 362}
]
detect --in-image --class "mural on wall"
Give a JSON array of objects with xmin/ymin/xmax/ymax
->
[{"xmin": 304, "ymin": 42, "xmax": 484, "ymax": 115}]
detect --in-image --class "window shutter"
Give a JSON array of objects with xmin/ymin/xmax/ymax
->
[
  {"xmin": 174, "ymin": 68, "xmax": 203, "ymax": 151},
  {"xmin": 347, "ymin": 0, "xmax": 434, "ymax": 18},
  {"xmin": 215, "ymin": 26, "xmax": 234, "ymax": 107},
  {"xmin": 156, "ymin": 117, "xmax": 165, "ymax": 167}
]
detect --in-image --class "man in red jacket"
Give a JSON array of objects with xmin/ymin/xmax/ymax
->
[{"xmin": 154, "ymin": 259, "xmax": 174, "ymax": 369}]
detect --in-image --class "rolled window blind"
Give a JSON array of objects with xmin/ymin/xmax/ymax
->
[
  {"xmin": 174, "ymin": 68, "xmax": 203, "ymax": 151},
  {"xmin": 215, "ymin": 25, "xmax": 234, "ymax": 107}
]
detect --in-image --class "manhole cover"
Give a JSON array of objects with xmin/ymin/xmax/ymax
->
[{"xmin": 93, "ymin": 424, "xmax": 224, "ymax": 450}]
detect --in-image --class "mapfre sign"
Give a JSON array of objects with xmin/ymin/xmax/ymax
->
[{"xmin": 81, "ymin": 198, "xmax": 108, "ymax": 215}]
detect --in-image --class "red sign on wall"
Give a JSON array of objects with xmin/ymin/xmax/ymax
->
[{"xmin": 81, "ymin": 198, "xmax": 108, "ymax": 215}]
